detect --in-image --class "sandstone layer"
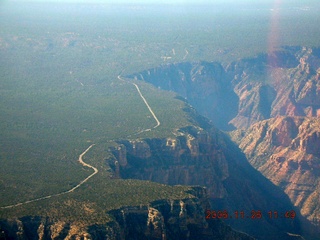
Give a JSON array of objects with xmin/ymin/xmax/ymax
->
[
  {"xmin": 128, "ymin": 46, "xmax": 320, "ymax": 238},
  {"xmin": 230, "ymin": 116, "xmax": 320, "ymax": 227},
  {"xmin": 110, "ymin": 126, "xmax": 302, "ymax": 239},
  {"xmin": 0, "ymin": 187, "xmax": 254, "ymax": 240}
]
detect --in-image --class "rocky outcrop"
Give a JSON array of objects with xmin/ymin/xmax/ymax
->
[
  {"xmin": 230, "ymin": 116, "xmax": 320, "ymax": 228},
  {"xmin": 228, "ymin": 82, "xmax": 277, "ymax": 129},
  {"xmin": 224, "ymin": 48, "xmax": 320, "ymax": 235},
  {"xmin": 129, "ymin": 62, "xmax": 239, "ymax": 130},
  {"xmin": 3, "ymin": 46, "xmax": 318, "ymax": 239},
  {"xmin": 0, "ymin": 217, "xmax": 98, "ymax": 240},
  {"xmin": 0, "ymin": 188, "xmax": 254, "ymax": 240},
  {"xmin": 110, "ymin": 126, "xmax": 303, "ymax": 239},
  {"xmin": 130, "ymin": 46, "xmax": 320, "ymax": 130},
  {"xmin": 108, "ymin": 188, "xmax": 253, "ymax": 240},
  {"xmin": 226, "ymin": 46, "xmax": 320, "ymax": 128},
  {"xmin": 125, "ymin": 47, "xmax": 320, "ymax": 239},
  {"xmin": 110, "ymin": 127, "xmax": 229, "ymax": 198}
]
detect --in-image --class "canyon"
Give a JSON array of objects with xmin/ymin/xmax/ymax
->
[
  {"xmin": 1, "ymin": 1, "xmax": 320, "ymax": 239},
  {"xmin": 0, "ymin": 187, "xmax": 253, "ymax": 240},
  {"xmin": 110, "ymin": 125, "xmax": 302, "ymax": 239},
  {"xmin": 2, "ymin": 46, "xmax": 319, "ymax": 239},
  {"xmin": 125, "ymin": 46, "xmax": 320, "ymax": 238}
]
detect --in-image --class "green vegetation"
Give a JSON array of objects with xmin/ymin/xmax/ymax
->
[
  {"xmin": 1, "ymin": 2, "xmax": 319, "ymax": 223},
  {"xmin": 0, "ymin": 178, "xmax": 194, "ymax": 225},
  {"xmin": 0, "ymin": 40, "xmax": 194, "ymax": 206},
  {"xmin": 0, "ymin": 5, "xmax": 199, "ymax": 214}
]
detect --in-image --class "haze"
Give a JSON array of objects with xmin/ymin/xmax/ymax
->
[{"xmin": 5, "ymin": 0, "xmax": 320, "ymax": 5}]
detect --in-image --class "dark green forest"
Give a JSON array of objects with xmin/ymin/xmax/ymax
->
[{"xmin": 1, "ymin": 1, "xmax": 319, "ymax": 226}]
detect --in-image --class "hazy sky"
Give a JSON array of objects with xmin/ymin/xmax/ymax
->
[
  {"xmin": 6, "ymin": 0, "xmax": 307, "ymax": 4},
  {"xmin": 8, "ymin": 0, "xmax": 223, "ymax": 3},
  {"xmin": 11, "ymin": 0, "xmax": 251, "ymax": 2},
  {"xmin": 6, "ymin": 0, "xmax": 320, "ymax": 6}
]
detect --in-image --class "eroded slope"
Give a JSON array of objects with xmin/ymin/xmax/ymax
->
[
  {"xmin": 128, "ymin": 46, "xmax": 320, "ymax": 238},
  {"xmin": 231, "ymin": 116, "xmax": 320, "ymax": 225}
]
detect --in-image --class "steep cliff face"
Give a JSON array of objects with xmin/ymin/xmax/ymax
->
[
  {"xmin": 0, "ymin": 216, "xmax": 103, "ymax": 240},
  {"xmin": 108, "ymin": 188, "xmax": 253, "ymax": 240},
  {"xmin": 130, "ymin": 46, "xmax": 320, "ymax": 130},
  {"xmin": 228, "ymin": 82, "xmax": 277, "ymax": 129},
  {"xmin": 111, "ymin": 127, "xmax": 228, "ymax": 199},
  {"xmin": 129, "ymin": 62, "xmax": 239, "ymax": 130},
  {"xmin": 230, "ymin": 116, "xmax": 320, "ymax": 227},
  {"xmin": 269, "ymin": 48, "xmax": 320, "ymax": 119},
  {"xmin": 110, "ymin": 126, "xmax": 303, "ymax": 239},
  {"xmin": 224, "ymin": 48, "xmax": 320, "ymax": 232},
  {"xmin": 0, "ymin": 188, "xmax": 254, "ymax": 240},
  {"xmin": 226, "ymin": 46, "xmax": 320, "ymax": 128},
  {"xmin": 124, "ymin": 47, "xmax": 320, "ymax": 238}
]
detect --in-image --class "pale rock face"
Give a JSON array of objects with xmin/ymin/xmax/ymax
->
[
  {"xmin": 3, "ymin": 47, "xmax": 318, "ymax": 239},
  {"xmin": 166, "ymin": 138, "xmax": 178, "ymax": 149},
  {"xmin": 129, "ymin": 46, "xmax": 320, "ymax": 232},
  {"xmin": 37, "ymin": 223, "xmax": 45, "ymax": 240},
  {"xmin": 107, "ymin": 194, "xmax": 254, "ymax": 240},
  {"xmin": 147, "ymin": 207, "xmax": 165, "ymax": 239},
  {"xmin": 111, "ymin": 128, "xmax": 230, "ymax": 199},
  {"xmin": 0, "ymin": 218, "xmax": 96, "ymax": 240},
  {"xmin": 232, "ymin": 116, "xmax": 320, "ymax": 224},
  {"xmin": 109, "ymin": 126, "xmax": 302, "ymax": 238},
  {"xmin": 128, "ymin": 61, "xmax": 238, "ymax": 131},
  {"xmin": 186, "ymin": 134, "xmax": 199, "ymax": 156},
  {"xmin": 64, "ymin": 225, "xmax": 90, "ymax": 240},
  {"xmin": 16, "ymin": 219, "xmax": 24, "ymax": 238},
  {"xmin": 50, "ymin": 221, "xmax": 65, "ymax": 239},
  {"xmin": 129, "ymin": 47, "xmax": 320, "ymax": 131}
]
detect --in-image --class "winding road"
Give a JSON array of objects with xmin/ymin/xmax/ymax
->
[
  {"xmin": 118, "ymin": 74, "xmax": 161, "ymax": 129},
  {"xmin": 1, "ymin": 144, "xmax": 96, "ymax": 209},
  {"xmin": 1, "ymin": 74, "xmax": 160, "ymax": 209}
]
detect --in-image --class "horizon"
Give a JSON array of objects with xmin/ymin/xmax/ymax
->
[{"xmin": 4, "ymin": 0, "xmax": 320, "ymax": 5}]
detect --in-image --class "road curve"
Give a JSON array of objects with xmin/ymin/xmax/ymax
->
[
  {"xmin": 65, "ymin": 144, "xmax": 97, "ymax": 193},
  {"xmin": 1, "ymin": 74, "xmax": 160, "ymax": 209},
  {"xmin": 118, "ymin": 75, "xmax": 161, "ymax": 129},
  {"xmin": 0, "ymin": 144, "xmax": 97, "ymax": 209}
]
